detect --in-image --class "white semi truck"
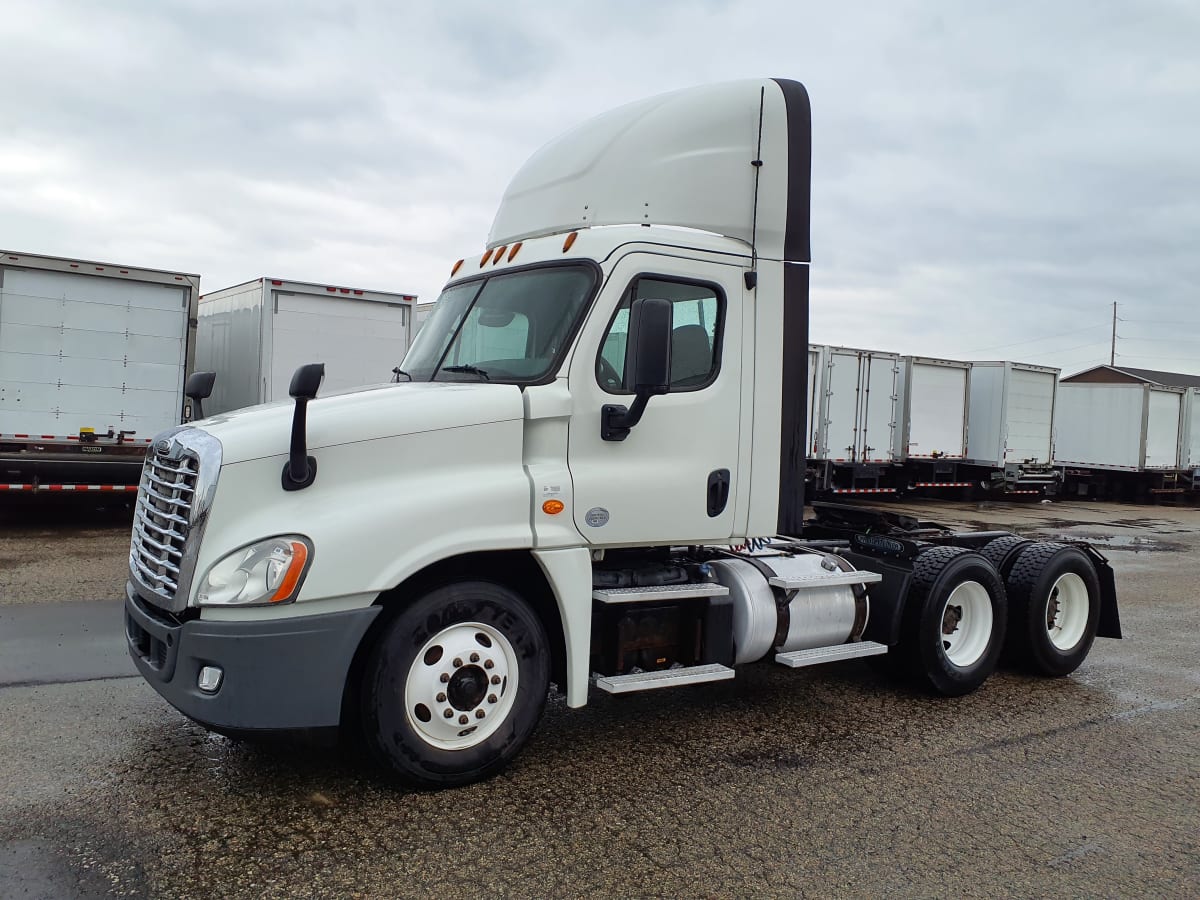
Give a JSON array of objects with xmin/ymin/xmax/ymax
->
[
  {"xmin": 0, "ymin": 250, "xmax": 201, "ymax": 490},
  {"xmin": 123, "ymin": 79, "xmax": 1121, "ymax": 789}
]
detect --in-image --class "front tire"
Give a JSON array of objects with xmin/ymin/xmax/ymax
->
[
  {"xmin": 899, "ymin": 547, "xmax": 1008, "ymax": 696},
  {"xmin": 361, "ymin": 580, "xmax": 550, "ymax": 789},
  {"xmin": 1005, "ymin": 543, "xmax": 1100, "ymax": 677}
]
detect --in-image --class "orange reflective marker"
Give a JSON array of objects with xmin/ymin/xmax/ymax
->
[
  {"xmin": 479, "ymin": 248, "xmax": 494, "ymax": 267},
  {"xmin": 507, "ymin": 242, "xmax": 523, "ymax": 261},
  {"xmin": 562, "ymin": 231, "xmax": 578, "ymax": 253},
  {"xmin": 542, "ymin": 499, "xmax": 565, "ymax": 515},
  {"xmin": 451, "ymin": 259, "xmax": 464, "ymax": 276},
  {"xmin": 493, "ymin": 245, "xmax": 507, "ymax": 264},
  {"xmin": 270, "ymin": 541, "xmax": 309, "ymax": 602}
]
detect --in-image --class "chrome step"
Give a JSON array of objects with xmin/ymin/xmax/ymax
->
[
  {"xmin": 593, "ymin": 663, "xmax": 735, "ymax": 694},
  {"xmin": 768, "ymin": 571, "xmax": 883, "ymax": 590},
  {"xmin": 774, "ymin": 641, "xmax": 888, "ymax": 668},
  {"xmin": 592, "ymin": 583, "xmax": 729, "ymax": 604}
]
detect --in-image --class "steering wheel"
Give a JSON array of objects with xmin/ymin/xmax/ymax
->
[{"xmin": 597, "ymin": 356, "xmax": 623, "ymax": 391}]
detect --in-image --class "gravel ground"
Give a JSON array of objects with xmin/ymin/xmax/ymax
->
[
  {"xmin": 0, "ymin": 497, "xmax": 1197, "ymax": 897},
  {"xmin": 0, "ymin": 497, "xmax": 132, "ymax": 605}
]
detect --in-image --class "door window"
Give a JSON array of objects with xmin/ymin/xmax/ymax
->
[{"xmin": 596, "ymin": 277, "xmax": 723, "ymax": 393}]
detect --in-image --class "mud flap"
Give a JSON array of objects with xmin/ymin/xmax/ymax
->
[{"xmin": 1080, "ymin": 545, "xmax": 1122, "ymax": 639}]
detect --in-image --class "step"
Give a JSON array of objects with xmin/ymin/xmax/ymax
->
[
  {"xmin": 592, "ymin": 663, "xmax": 735, "ymax": 694},
  {"xmin": 768, "ymin": 571, "xmax": 883, "ymax": 591},
  {"xmin": 592, "ymin": 583, "xmax": 729, "ymax": 604},
  {"xmin": 774, "ymin": 641, "xmax": 889, "ymax": 668}
]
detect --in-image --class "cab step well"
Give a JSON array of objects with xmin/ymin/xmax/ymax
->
[
  {"xmin": 592, "ymin": 663, "xmax": 735, "ymax": 693},
  {"xmin": 774, "ymin": 641, "xmax": 888, "ymax": 668}
]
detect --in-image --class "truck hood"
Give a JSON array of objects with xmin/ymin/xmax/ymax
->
[{"xmin": 193, "ymin": 382, "xmax": 526, "ymax": 465}]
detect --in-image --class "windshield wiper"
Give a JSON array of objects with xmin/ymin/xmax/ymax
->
[{"xmin": 440, "ymin": 364, "xmax": 490, "ymax": 381}]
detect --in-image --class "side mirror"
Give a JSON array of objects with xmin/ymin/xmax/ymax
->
[
  {"xmin": 184, "ymin": 371, "xmax": 216, "ymax": 421},
  {"xmin": 289, "ymin": 363, "xmax": 325, "ymax": 400},
  {"xmin": 601, "ymin": 298, "xmax": 672, "ymax": 442},
  {"xmin": 626, "ymin": 297, "xmax": 672, "ymax": 395},
  {"xmin": 282, "ymin": 363, "xmax": 325, "ymax": 491}
]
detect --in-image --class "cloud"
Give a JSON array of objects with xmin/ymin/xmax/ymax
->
[{"xmin": 0, "ymin": 0, "xmax": 1197, "ymax": 375}]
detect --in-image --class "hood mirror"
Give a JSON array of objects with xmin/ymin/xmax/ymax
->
[
  {"xmin": 282, "ymin": 362, "xmax": 325, "ymax": 491},
  {"xmin": 184, "ymin": 371, "xmax": 216, "ymax": 421}
]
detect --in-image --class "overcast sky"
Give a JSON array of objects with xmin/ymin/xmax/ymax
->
[{"xmin": 1, "ymin": 0, "xmax": 1196, "ymax": 376}]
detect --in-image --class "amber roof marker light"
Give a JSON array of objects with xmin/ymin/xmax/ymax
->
[
  {"xmin": 450, "ymin": 259, "xmax": 464, "ymax": 277},
  {"xmin": 507, "ymin": 242, "xmax": 523, "ymax": 262},
  {"xmin": 562, "ymin": 231, "xmax": 578, "ymax": 253}
]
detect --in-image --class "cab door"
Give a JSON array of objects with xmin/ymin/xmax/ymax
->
[{"xmin": 566, "ymin": 252, "xmax": 744, "ymax": 546}]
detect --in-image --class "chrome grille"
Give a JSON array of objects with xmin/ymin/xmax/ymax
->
[{"xmin": 130, "ymin": 449, "xmax": 200, "ymax": 601}]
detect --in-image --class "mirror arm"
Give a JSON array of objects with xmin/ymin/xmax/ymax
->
[{"xmin": 601, "ymin": 393, "xmax": 652, "ymax": 442}]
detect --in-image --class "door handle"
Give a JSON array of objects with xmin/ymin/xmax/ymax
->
[{"xmin": 707, "ymin": 468, "xmax": 730, "ymax": 518}]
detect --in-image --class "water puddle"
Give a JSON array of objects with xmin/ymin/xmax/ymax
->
[{"xmin": 1037, "ymin": 534, "xmax": 1183, "ymax": 553}]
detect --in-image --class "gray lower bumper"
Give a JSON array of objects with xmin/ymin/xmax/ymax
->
[{"xmin": 124, "ymin": 584, "xmax": 380, "ymax": 731}]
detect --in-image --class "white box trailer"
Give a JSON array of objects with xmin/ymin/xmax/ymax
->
[
  {"xmin": 1184, "ymin": 388, "xmax": 1200, "ymax": 490},
  {"xmin": 811, "ymin": 345, "xmax": 900, "ymax": 463},
  {"xmin": 805, "ymin": 344, "xmax": 820, "ymax": 457},
  {"xmin": 196, "ymin": 278, "xmax": 416, "ymax": 416},
  {"xmin": 894, "ymin": 356, "xmax": 970, "ymax": 462},
  {"xmin": 965, "ymin": 361, "xmax": 1058, "ymax": 466},
  {"xmin": 1055, "ymin": 383, "xmax": 1184, "ymax": 472},
  {"xmin": 0, "ymin": 250, "xmax": 199, "ymax": 488}
]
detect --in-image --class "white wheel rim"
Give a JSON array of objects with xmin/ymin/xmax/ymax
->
[
  {"xmin": 1046, "ymin": 572, "xmax": 1089, "ymax": 651},
  {"xmin": 939, "ymin": 581, "xmax": 993, "ymax": 668},
  {"xmin": 404, "ymin": 622, "xmax": 519, "ymax": 751}
]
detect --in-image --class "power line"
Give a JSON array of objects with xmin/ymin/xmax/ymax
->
[{"xmin": 964, "ymin": 323, "xmax": 1108, "ymax": 354}]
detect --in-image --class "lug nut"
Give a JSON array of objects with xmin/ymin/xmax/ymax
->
[
  {"xmin": 443, "ymin": 709, "xmax": 453, "ymax": 718},
  {"xmin": 484, "ymin": 660, "xmax": 494, "ymax": 669},
  {"xmin": 453, "ymin": 657, "xmax": 463, "ymax": 668},
  {"xmin": 470, "ymin": 652, "xmax": 480, "ymax": 663},
  {"xmin": 491, "ymin": 675, "xmax": 501, "ymax": 685},
  {"xmin": 458, "ymin": 714, "xmax": 469, "ymax": 725},
  {"xmin": 475, "ymin": 709, "xmax": 485, "ymax": 719},
  {"xmin": 436, "ymin": 692, "xmax": 447, "ymax": 703},
  {"xmin": 488, "ymin": 694, "xmax": 498, "ymax": 704},
  {"xmin": 439, "ymin": 673, "xmax": 450, "ymax": 683}
]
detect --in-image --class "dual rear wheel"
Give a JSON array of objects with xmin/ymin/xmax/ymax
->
[{"xmin": 892, "ymin": 540, "xmax": 1102, "ymax": 696}]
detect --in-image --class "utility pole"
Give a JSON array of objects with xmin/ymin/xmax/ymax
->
[{"xmin": 1110, "ymin": 301, "xmax": 1117, "ymax": 366}]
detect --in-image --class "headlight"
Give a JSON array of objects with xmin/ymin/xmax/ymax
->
[{"xmin": 196, "ymin": 536, "xmax": 313, "ymax": 607}]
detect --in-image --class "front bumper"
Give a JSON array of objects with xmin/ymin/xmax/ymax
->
[{"xmin": 124, "ymin": 583, "xmax": 380, "ymax": 732}]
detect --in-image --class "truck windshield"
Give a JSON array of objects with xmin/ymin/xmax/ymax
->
[{"xmin": 401, "ymin": 265, "xmax": 596, "ymax": 384}]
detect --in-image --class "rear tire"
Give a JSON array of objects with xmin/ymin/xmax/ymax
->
[
  {"xmin": 979, "ymin": 535, "xmax": 1032, "ymax": 578},
  {"xmin": 1005, "ymin": 543, "xmax": 1100, "ymax": 677},
  {"xmin": 899, "ymin": 547, "xmax": 1007, "ymax": 696},
  {"xmin": 360, "ymin": 580, "xmax": 550, "ymax": 789}
]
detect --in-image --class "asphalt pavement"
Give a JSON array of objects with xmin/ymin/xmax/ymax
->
[
  {"xmin": 0, "ymin": 599, "xmax": 132, "ymax": 687},
  {"xmin": 0, "ymin": 499, "xmax": 1197, "ymax": 898}
]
